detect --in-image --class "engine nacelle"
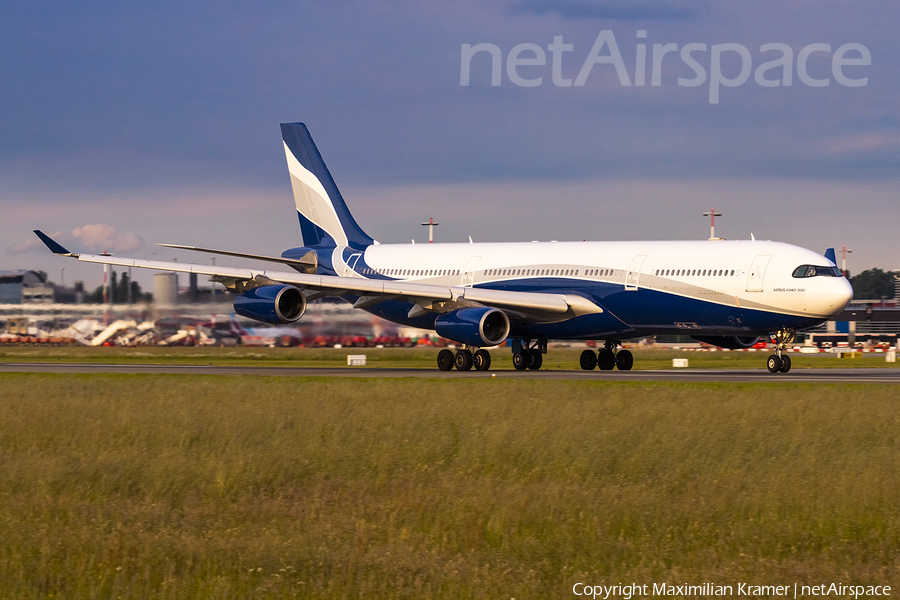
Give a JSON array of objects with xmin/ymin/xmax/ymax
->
[
  {"xmin": 691, "ymin": 335, "xmax": 760, "ymax": 349},
  {"xmin": 434, "ymin": 307, "xmax": 510, "ymax": 347},
  {"xmin": 233, "ymin": 285, "xmax": 306, "ymax": 325}
]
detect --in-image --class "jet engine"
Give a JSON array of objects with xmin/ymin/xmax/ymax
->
[
  {"xmin": 233, "ymin": 285, "xmax": 306, "ymax": 324},
  {"xmin": 691, "ymin": 335, "xmax": 760, "ymax": 349},
  {"xmin": 434, "ymin": 307, "xmax": 510, "ymax": 347}
]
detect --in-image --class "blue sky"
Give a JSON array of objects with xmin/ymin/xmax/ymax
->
[{"xmin": 2, "ymin": 0, "xmax": 898, "ymax": 288}]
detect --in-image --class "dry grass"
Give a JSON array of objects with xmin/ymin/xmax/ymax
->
[{"xmin": 0, "ymin": 374, "xmax": 898, "ymax": 598}]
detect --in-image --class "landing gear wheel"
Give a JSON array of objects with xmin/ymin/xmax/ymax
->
[
  {"xmin": 779, "ymin": 354, "xmax": 792, "ymax": 373},
  {"xmin": 527, "ymin": 351, "xmax": 542, "ymax": 370},
  {"xmin": 455, "ymin": 350, "xmax": 473, "ymax": 371},
  {"xmin": 768, "ymin": 328, "xmax": 795, "ymax": 375},
  {"xmin": 512, "ymin": 351, "xmax": 532, "ymax": 371},
  {"xmin": 580, "ymin": 349, "xmax": 597, "ymax": 371},
  {"xmin": 597, "ymin": 349, "xmax": 616, "ymax": 371},
  {"xmin": 615, "ymin": 349, "xmax": 634, "ymax": 371},
  {"xmin": 474, "ymin": 349, "xmax": 492, "ymax": 371},
  {"xmin": 437, "ymin": 349, "xmax": 454, "ymax": 371}
]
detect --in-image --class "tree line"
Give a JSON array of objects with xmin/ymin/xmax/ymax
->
[
  {"xmin": 86, "ymin": 271, "xmax": 153, "ymax": 304},
  {"xmin": 848, "ymin": 268, "xmax": 896, "ymax": 300}
]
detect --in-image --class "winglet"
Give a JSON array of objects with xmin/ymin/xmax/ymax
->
[
  {"xmin": 824, "ymin": 248, "xmax": 837, "ymax": 265},
  {"xmin": 33, "ymin": 230, "xmax": 77, "ymax": 256}
]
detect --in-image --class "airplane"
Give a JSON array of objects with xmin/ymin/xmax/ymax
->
[{"xmin": 34, "ymin": 122, "xmax": 854, "ymax": 373}]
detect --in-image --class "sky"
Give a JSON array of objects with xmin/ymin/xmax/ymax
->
[{"xmin": 2, "ymin": 0, "xmax": 898, "ymax": 290}]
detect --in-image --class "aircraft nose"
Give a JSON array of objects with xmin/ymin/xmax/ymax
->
[{"xmin": 828, "ymin": 277, "xmax": 854, "ymax": 314}]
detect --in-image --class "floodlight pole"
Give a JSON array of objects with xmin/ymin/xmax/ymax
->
[
  {"xmin": 421, "ymin": 217, "xmax": 439, "ymax": 243},
  {"xmin": 842, "ymin": 245, "xmax": 852, "ymax": 277},
  {"xmin": 100, "ymin": 251, "xmax": 112, "ymax": 325},
  {"xmin": 703, "ymin": 209, "xmax": 722, "ymax": 240},
  {"xmin": 100, "ymin": 252, "xmax": 112, "ymax": 305}
]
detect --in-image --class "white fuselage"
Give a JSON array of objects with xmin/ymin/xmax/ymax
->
[{"xmin": 334, "ymin": 239, "xmax": 852, "ymax": 330}]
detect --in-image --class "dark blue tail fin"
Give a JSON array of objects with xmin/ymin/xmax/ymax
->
[{"xmin": 281, "ymin": 123, "xmax": 374, "ymax": 250}]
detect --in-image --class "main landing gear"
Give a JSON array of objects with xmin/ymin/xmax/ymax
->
[
  {"xmin": 437, "ymin": 339, "xmax": 547, "ymax": 372},
  {"xmin": 437, "ymin": 347, "xmax": 493, "ymax": 372},
  {"xmin": 766, "ymin": 328, "xmax": 794, "ymax": 374},
  {"xmin": 580, "ymin": 341, "xmax": 633, "ymax": 371},
  {"xmin": 512, "ymin": 339, "xmax": 545, "ymax": 371}
]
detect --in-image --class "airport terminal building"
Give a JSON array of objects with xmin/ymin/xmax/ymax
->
[{"xmin": 0, "ymin": 270, "xmax": 54, "ymax": 304}]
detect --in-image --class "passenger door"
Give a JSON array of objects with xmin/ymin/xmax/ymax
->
[
  {"xmin": 462, "ymin": 256, "xmax": 481, "ymax": 286},
  {"xmin": 344, "ymin": 253, "xmax": 362, "ymax": 277},
  {"xmin": 746, "ymin": 255, "xmax": 771, "ymax": 292},
  {"xmin": 625, "ymin": 255, "xmax": 647, "ymax": 291}
]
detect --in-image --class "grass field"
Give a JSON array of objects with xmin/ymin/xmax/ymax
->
[
  {"xmin": 1, "ymin": 374, "xmax": 898, "ymax": 598},
  {"xmin": 1, "ymin": 345, "xmax": 898, "ymax": 370}
]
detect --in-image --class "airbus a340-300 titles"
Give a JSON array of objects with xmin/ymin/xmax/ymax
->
[{"xmin": 35, "ymin": 122, "xmax": 853, "ymax": 373}]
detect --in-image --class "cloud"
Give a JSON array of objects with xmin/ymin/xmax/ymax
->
[
  {"xmin": 8, "ymin": 224, "xmax": 144, "ymax": 254},
  {"xmin": 72, "ymin": 224, "xmax": 145, "ymax": 253},
  {"xmin": 509, "ymin": 0, "xmax": 707, "ymax": 20}
]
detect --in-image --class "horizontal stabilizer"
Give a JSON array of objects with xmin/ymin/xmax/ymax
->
[{"xmin": 157, "ymin": 244, "xmax": 317, "ymax": 269}]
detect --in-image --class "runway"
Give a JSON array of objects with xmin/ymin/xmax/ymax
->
[{"xmin": 2, "ymin": 363, "xmax": 899, "ymax": 383}]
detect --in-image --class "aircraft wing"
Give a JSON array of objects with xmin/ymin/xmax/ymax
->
[{"xmin": 33, "ymin": 231, "xmax": 602, "ymax": 322}]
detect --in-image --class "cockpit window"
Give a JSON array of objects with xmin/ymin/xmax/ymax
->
[{"xmin": 792, "ymin": 265, "xmax": 843, "ymax": 278}]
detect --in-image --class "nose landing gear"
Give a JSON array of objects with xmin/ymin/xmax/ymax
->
[{"xmin": 766, "ymin": 328, "xmax": 794, "ymax": 373}]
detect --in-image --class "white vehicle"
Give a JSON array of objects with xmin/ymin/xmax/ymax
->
[{"xmin": 35, "ymin": 123, "xmax": 853, "ymax": 373}]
